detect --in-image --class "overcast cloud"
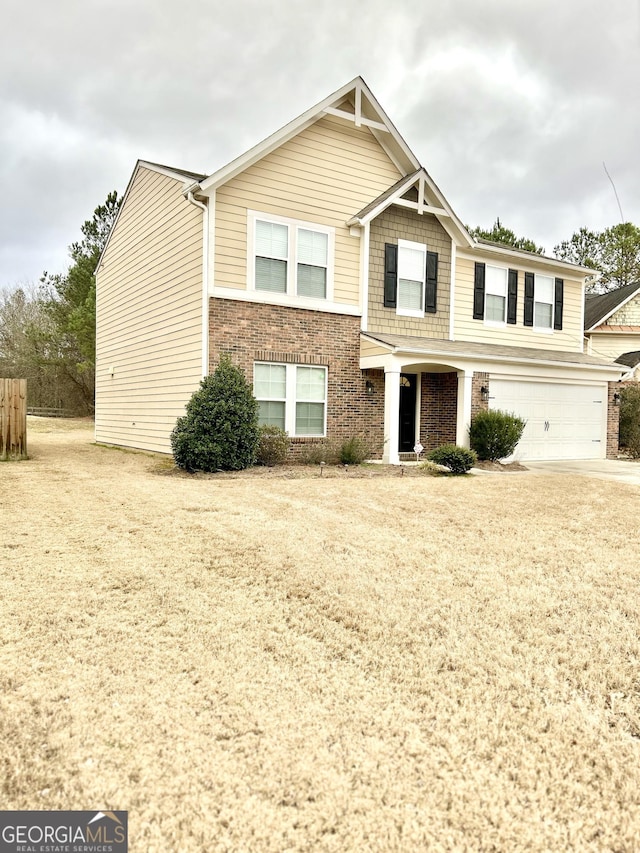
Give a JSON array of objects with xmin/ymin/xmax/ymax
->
[{"xmin": 2, "ymin": 0, "xmax": 639, "ymax": 287}]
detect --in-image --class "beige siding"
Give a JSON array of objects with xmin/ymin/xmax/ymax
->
[
  {"xmin": 96, "ymin": 166, "xmax": 204, "ymax": 453},
  {"xmin": 360, "ymin": 339, "xmax": 390, "ymax": 358},
  {"xmin": 608, "ymin": 295, "xmax": 640, "ymax": 325},
  {"xmin": 588, "ymin": 332, "xmax": 640, "ymax": 361},
  {"xmin": 454, "ymin": 255, "xmax": 583, "ymax": 352},
  {"xmin": 214, "ymin": 114, "xmax": 402, "ymax": 304},
  {"xmin": 368, "ymin": 206, "xmax": 452, "ymax": 338}
]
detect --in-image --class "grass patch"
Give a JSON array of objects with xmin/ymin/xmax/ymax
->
[{"xmin": 2, "ymin": 422, "xmax": 640, "ymax": 850}]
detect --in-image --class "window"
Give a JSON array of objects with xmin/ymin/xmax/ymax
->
[
  {"xmin": 534, "ymin": 274, "xmax": 554, "ymax": 329},
  {"xmin": 250, "ymin": 212, "xmax": 333, "ymax": 301},
  {"xmin": 473, "ymin": 263, "xmax": 517, "ymax": 324},
  {"xmin": 485, "ymin": 265, "xmax": 507, "ymax": 323},
  {"xmin": 397, "ymin": 239, "xmax": 426, "ymax": 317},
  {"xmin": 254, "ymin": 362, "xmax": 327, "ymax": 436},
  {"xmin": 524, "ymin": 272, "xmax": 563, "ymax": 330}
]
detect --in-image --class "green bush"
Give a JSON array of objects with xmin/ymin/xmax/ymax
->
[
  {"xmin": 339, "ymin": 436, "xmax": 369, "ymax": 465},
  {"xmin": 427, "ymin": 444, "xmax": 477, "ymax": 474},
  {"xmin": 170, "ymin": 355, "xmax": 259, "ymax": 472},
  {"xmin": 255, "ymin": 424, "xmax": 290, "ymax": 466},
  {"xmin": 619, "ymin": 384, "xmax": 640, "ymax": 458},
  {"xmin": 469, "ymin": 409, "xmax": 526, "ymax": 461}
]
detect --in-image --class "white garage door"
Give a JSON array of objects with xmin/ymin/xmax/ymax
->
[{"xmin": 489, "ymin": 380, "xmax": 606, "ymax": 461}]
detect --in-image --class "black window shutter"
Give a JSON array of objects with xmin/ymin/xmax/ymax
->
[
  {"xmin": 384, "ymin": 243, "xmax": 398, "ymax": 308},
  {"xmin": 524, "ymin": 272, "xmax": 534, "ymax": 326},
  {"xmin": 507, "ymin": 269, "xmax": 518, "ymax": 324},
  {"xmin": 554, "ymin": 278, "xmax": 564, "ymax": 330},
  {"xmin": 473, "ymin": 263, "xmax": 485, "ymax": 319},
  {"xmin": 425, "ymin": 251, "xmax": 438, "ymax": 313}
]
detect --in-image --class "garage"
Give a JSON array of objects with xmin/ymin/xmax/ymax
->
[{"xmin": 489, "ymin": 379, "xmax": 606, "ymax": 461}]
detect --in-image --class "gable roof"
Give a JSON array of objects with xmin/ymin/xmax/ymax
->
[
  {"xmin": 584, "ymin": 281, "xmax": 640, "ymax": 330},
  {"xmin": 347, "ymin": 169, "xmax": 473, "ymax": 247},
  {"xmin": 194, "ymin": 77, "xmax": 421, "ymax": 193},
  {"xmin": 96, "ymin": 159, "xmax": 207, "ymax": 275}
]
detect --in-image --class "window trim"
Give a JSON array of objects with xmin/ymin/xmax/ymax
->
[
  {"xmin": 483, "ymin": 263, "xmax": 508, "ymax": 327},
  {"xmin": 254, "ymin": 361, "xmax": 328, "ymax": 438},
  {"xmin": 533, "ymin": 273, "xmax": 555, "ymax": 332},
  {"xmin": 396, "ymin": 238, "xmax": 426, "ymax": 318},
  {"xmin": 248, "ymin": 211, "xmax": 335, "ymax": 303}
]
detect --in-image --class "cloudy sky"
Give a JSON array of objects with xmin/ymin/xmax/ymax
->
[{"xmin": 2, "ymin": 0, "xmax": 639, "ymax": 288}]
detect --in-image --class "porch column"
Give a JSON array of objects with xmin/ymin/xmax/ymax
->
[
  {"xmin": 383, "ymin": 368, "xmax": 401, "ymax": 465},
  {"xmin": 456, "ymin": 369, "xmax": 473, "ymax": 448}
]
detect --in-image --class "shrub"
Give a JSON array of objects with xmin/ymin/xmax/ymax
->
[
  {"xmin": 299, "ymin": 441, "xmax": 340, "ymax": 465},
  {"xmin": 339, "ymin": 436, "xmax": 369, "ymax": 465},
  {"xmin": 255, "ymin": 425, "xmax": 290, "ymax": 466},
  {"xmin": 427, "ymin": 444, "xmax": 477, "ymax": 474},
  {"xmin": 170, "ymin": 355, "xmax": 259, "ymax": 472},
  {"xmin": 619, "ymin": 384, "xmax": 640, "ymax": 458},
  {"xmin": 469, "ymin": 409, "xmax": 526, "ymax": 461}
]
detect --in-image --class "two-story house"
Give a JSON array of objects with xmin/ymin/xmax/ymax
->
[{"xmin": 95, "ymin": 77, "xmax": 625, "ymax": 463}]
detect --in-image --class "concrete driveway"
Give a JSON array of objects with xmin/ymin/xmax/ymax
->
[{"xmin": 525, "ymin": 458, "xmax": 640, "ymax": 485}]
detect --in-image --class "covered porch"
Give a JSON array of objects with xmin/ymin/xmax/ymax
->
[{"xmin": 360, "ymin": 334, "xmax": 487, "ymax": 465}]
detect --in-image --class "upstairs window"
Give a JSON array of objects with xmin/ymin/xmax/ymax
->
[
  {"xmin": 397, "ymin": 240, "xmax": 426, "ymax": 316},
  {"xmin": 533, "ymin": 274, "xmax": 554, "ymax": 329},
  {"xmin": 485, "ymin": 265, "xmax": 507, "ymax": 323},
  {"xmin": 383, "ymin": 241, "xmax": 438, "ymax": 316},
  {"xmin": 524, "ymin": 272, "xmax": 563, "ymax": 330},
  {"xmin": 255, "ymin": 221, "xmax": 288, "ymax": 293},
  {"xmin": 250, "ymin": 212, "xmax": 334, "ymax": 301}
]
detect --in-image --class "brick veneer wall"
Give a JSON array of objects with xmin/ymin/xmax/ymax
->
[
  {"xmin": 209, "ymin": 298, "xmax": 384, "ymax": 458},
  {"xmin": 471, "ymin": 372, "xmax": 490, "ymax": 420},
  {"xmin": 607, "ymin": 381, "xmax": 622, "ymax": 458},
  {"xmin": 368, "ymin": 206, "xmax": 451, "ymax": 338},
  {"xmin": 419, "ymin": 372, "xmax": 458, "ymax": 451}
]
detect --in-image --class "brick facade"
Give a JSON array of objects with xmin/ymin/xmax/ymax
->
[
  {"xmin": 471, "ymin": 372, "xmax": 490, "ymax": 420},
  {"xmin": 368, "ymin": 206, "xmax": 451, "ymax": 338},
  {"xmin": 209, "ymin": 298, "xmax": 384, "ymax": 458},
  {"xmin": 607, "ymin": 381, "xmax": 621, "ymax": 458},
  {"xmin": 419, "ymin": 372, "xmax": 458, "ymax": 451}
]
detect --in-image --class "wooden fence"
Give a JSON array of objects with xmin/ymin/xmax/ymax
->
[{"xmin": 0, "ymin": 379, "xmax": 27, "ymax": 461}]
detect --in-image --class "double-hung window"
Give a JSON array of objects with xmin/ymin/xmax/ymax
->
[
  {"xmin": 485, "ymin": 265, "xmax": 507, "ymax": 323},
  {"xmin": 533, "ymin": 274, "xmax": 554, "ymax": 329},
  {"xmin": 250, "ymin": 212, "xmax": 333, "ymax": 301},
  {"xmin": 397, "ymin": 239, "xmax": 426, "ymax": 317},
  {"xmin": 254, "ymin": 362, "xmax": 327, "ymax": 436}
]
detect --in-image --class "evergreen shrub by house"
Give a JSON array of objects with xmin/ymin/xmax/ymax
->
[
  {"xmin": 255, "ymin": 425, "xmax": 290, "ymax": 466},
  {"xmin": 427, "ymin": 444, "xmax": 477, "ymax": 474},
  {"xmin": 469, "ymin": 409, "xmax": 526, "ymax": 461},
  {"xmin": 339, "ymin": 436, "xmax": 369, "ymax": 465},
  {"xmin": 619, "ymin": 384, "xmax": 640, "ymax": 458},
  {"xmin": 170, "ymin": 355, "xmax": 259, "ymax": 472}
]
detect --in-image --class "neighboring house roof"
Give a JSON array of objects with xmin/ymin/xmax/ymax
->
[
  {"xmin": 362, "ymin": 332, "xmax": 625, "ymax": 373},
  {"xmin": 584, "ymin": 281, "xmax": 640, "ymax": 330},
  {"xmin": 615, "ymin": 350, "xmax": 640, "ymax": 368}
]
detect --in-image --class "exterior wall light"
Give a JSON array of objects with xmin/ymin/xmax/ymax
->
[
  {"xmin": 613, "ymin": 392, "xmax": 621, "ymax": 406},
  {"xmin": 480, "ymin": 386, "xmax": 489, "ymax": 402},
  {"xmin": 365, "ymin": 380, "xmax": 375, "ymax": 396}
]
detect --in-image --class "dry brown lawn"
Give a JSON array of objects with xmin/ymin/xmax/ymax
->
[{"xmin": 2, "ymin": 418, "xmax": 640, "ymax": 852}]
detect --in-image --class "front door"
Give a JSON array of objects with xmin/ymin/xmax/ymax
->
[{"xmin": 399, "ymin": 373, "xmax": 417, "ymax": 452}]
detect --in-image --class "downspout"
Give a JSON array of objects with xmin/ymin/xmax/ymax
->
[{"xmin": 186, "ymin": 191, "xmax": 209, "ymax": 377}]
